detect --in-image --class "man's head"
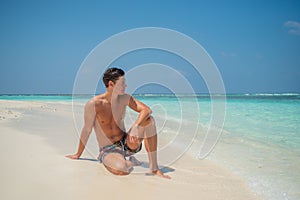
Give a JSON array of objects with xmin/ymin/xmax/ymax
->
[
  {"xmin": 103, "ymin": 67, "xmax": 126, "ymax": 94},
  {"xmin": 103, "ymin": 67, "xmax": 125, "ymax": 87}
]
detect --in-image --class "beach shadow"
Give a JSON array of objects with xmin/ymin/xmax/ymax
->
[
  {"xmin": 78, "ymin": 157, "xmax": 99, "ymax": 162},
  {"xmin": 78, "ymin": 157, "xmax": 175, "ymax": 174},
  {"xmin": 160, "ymin": 166, "xmax": 175, "ymax": 173},
  {"xmin": 138, "ymin": 161, "xmax": 175, "ymax": 173}
]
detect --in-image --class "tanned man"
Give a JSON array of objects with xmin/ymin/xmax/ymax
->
[{"xmin": 66, "ymin": 67, "xmax": 170, "ymax": 179}]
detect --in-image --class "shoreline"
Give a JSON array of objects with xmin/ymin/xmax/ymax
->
[{"xmin": 0, "ymin": 100, "xmax": 261, "ymax": 200}]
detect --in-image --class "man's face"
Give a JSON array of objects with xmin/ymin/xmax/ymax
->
[{"xmin": 113, "ymin": 76, "xmax": 127, "ymax": 95}]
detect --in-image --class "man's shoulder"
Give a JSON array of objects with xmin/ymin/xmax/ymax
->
[
  {"xmin": 93, "ymin": 94, "xmax": 106, "ymax": 101},
  {"xmin": 85, "ymin": 95, "xmax": 105, "ymax": 106},
  {"xmin": 119, "ymin": 93, "xmax": 132, "ymax": 103},
  {"xmin": 119, "ymin": 93, "xmax": 131, "ymax": 98}
]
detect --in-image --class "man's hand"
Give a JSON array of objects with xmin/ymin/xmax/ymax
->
[
  {"xmin": 128, "ymin": 125, "xmax": 140, "ymax": 143},
  {"xmin": 65, "ymin": 153, "xmax": 80, "ymax": 160}
]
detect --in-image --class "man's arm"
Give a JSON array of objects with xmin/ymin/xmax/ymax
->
[
  {"xmin": 66, "ymin": 100, "xmax": 96, "ymax": 159},
  {"xmin": 126, "ymin": 95, "xmax": 152, "ymax": 142},
  {"xmin": 128, "ymin": 95, "xmax": 152, "ymax": 126}
]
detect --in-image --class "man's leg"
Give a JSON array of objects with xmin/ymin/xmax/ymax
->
[
  {"xmin": 102, "ymin": 153, "xmax": 134, "ymax": 175},
  {"xmin": 102, "ymin": 116, "xmax": 157, "ymax": 176},
  {"xmin": 142, "ymin": 116, "xmax": 159, "ymax": 171},
  {"xmin": 127, "ymin": 116, "xmax": 170, "ymax": 178}
]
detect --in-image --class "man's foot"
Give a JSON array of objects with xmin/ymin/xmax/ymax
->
[
  {"xmin": 65, "ymin": 154, "xmax": 80, "ymax": 160},
  {"xmin": 148, "ymin": 169, "xmax": 171, "ymax": 179},
  {"xmin": 129, "ymin": 156, "xmax": 142, "ymax": 166}
]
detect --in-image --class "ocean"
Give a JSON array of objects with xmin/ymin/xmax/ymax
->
[{"xmin": 1, "ymin": 93, "xmax": 299, "ymax": 200}]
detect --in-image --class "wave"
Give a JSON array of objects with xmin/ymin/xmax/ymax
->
[
  {"xmin": 1, "ymin": 93, "xmax": 299, "ymax": 102},
  {"xmin": 244, "ymin": 93, "xmax": 300, "ymax": 96}
]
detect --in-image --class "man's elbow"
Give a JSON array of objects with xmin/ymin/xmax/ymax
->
[{"xmin": 145, "ymin": 107, "xmax": 152, "ymax": 116}]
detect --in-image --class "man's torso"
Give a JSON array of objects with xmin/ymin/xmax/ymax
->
[{"xmin": 92, "ymin": 94, "xmax": 129, "ymax": 147}]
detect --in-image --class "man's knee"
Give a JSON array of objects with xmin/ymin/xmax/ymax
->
[
  {"xmin": 104, "ymin": 160, "xmax": 130, "ymax": 176},
  {"xmin": 140, "ymin": 115, "xmax": 155, "ymax": 127},
  {"xmin": 103, "ymin": 154, "xmax": 131, "ymax": 176}
]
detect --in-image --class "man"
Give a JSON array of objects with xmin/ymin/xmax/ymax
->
[{"xmin": 66, "ymin": 67, "xmax": 170, "ymax": 179}]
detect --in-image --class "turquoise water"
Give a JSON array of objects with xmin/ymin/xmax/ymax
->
[
  {"xmin": 1, "ymin": 93, "xmax": 299, "ymax": 150},
  {"xmin": 135, "ymin": 94, "xmax": 300, "ymax": 151},
  {"xmin": 1, "ymin": 93, "xmax": 300, "ymax": 199},
  {"xmin": 225, "ymin": 97, "xmax": 300, "ymax": 150}
]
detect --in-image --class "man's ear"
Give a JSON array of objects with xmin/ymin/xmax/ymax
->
[{"xmin": 108, "ymin": 80, "xmax": 115, "ymax": 88}]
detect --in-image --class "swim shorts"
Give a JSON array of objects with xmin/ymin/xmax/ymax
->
[{"xmin": 98, "ymin": 134, "xmax": 142, "ymax": 163}]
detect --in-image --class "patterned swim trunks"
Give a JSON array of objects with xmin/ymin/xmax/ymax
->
[{"xmin": 98, "ymin": 134, "xmax": 142, "ymax": 163}]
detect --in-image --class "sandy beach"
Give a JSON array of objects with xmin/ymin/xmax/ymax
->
[{"xmin": 0, "ymin": 100, "xmax": 260, "ymax": 200}]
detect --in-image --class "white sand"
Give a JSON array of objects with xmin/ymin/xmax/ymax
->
[{"xmin": 0, "ymin": 100, "xmax": 261, "ymax": 200}]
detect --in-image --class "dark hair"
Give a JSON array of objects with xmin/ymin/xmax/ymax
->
[{"xmin": 102, "ymin": 67, "xmax": 125, "ymax": 88}]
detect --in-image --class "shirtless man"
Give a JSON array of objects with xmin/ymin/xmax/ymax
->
[{"xmin": 66, "ymin": 67, "xmax": 170, "ymax": 179}]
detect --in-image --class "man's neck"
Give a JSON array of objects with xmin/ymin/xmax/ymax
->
[{"xmin": 104, "ymin": 90, "xmax": 118, "ymax": 103}]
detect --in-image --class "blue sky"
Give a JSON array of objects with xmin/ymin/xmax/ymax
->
[{"xmin": 0, "ymin": 0, "xmax": 300, "ymax": 94}]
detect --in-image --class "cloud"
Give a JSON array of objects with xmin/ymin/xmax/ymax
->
[{"xmin": 284, "ymin": 21, "xmax": 300, "ymax": 35}]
